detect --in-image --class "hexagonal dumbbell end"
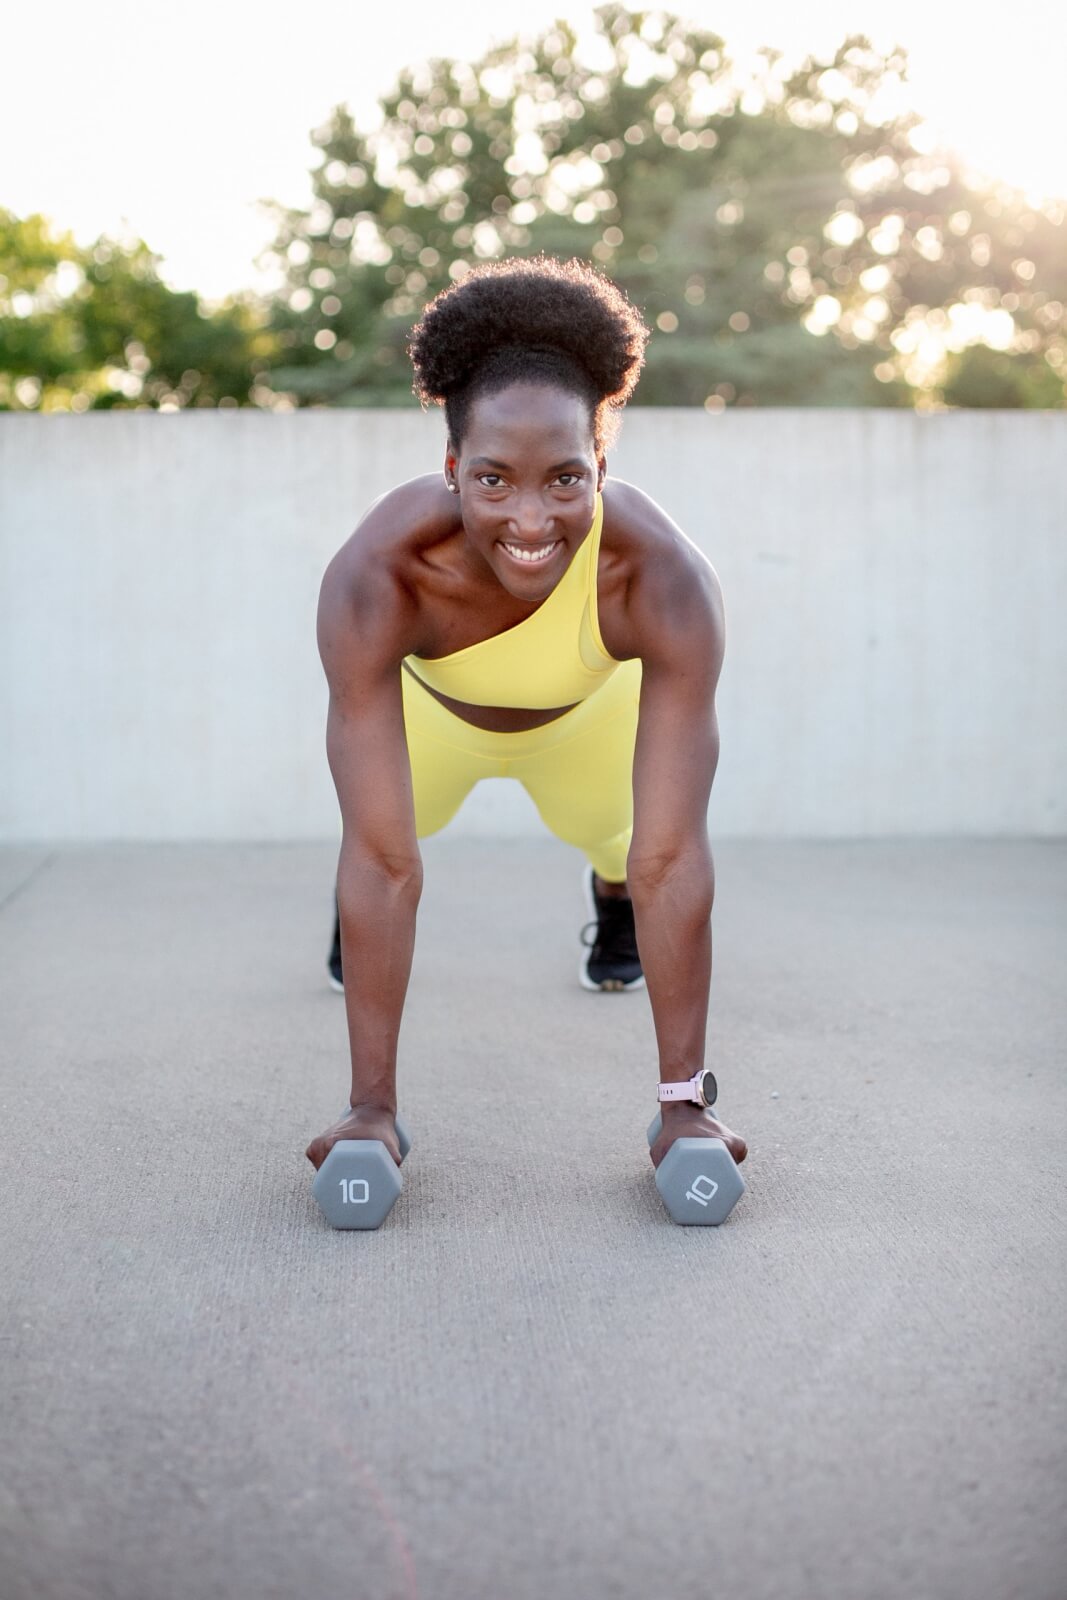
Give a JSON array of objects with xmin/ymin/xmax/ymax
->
[
  {"xmin": 654, "ymin": 1137, "xmax": 745, "ymax": 1226},
  {"xmin": 313, "ymin": 1115, "xmax": 413, "ymax": 1230},
  {"xmin": 313, "ymin": 1141, "xmax": 402, "ymax": 1229}
]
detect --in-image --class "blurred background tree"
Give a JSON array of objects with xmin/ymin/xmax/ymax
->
[
  {"xmin": 0, "ymin": 209, "xmax": 273, "ymax": 411},
  {"xmin": 3, "ymin": 4, "xmax": 1064, "ymax": 411},
  {"xmin": 259, "ymin": 4, "xmax": 1066, "ymax": 411}
]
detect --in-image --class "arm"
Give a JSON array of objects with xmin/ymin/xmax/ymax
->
[
  {"xmin": 306, "ymin": 545, "xmax": 422, "ymax": 1169},
  {"xmin": 628, "ymin": 557, "xmax": 722, "ymax": 1080},
  {"xmin": 626, "ymin": 548, "xmax": 746, "ymax": 1165}
]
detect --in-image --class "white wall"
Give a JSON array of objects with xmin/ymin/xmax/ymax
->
[{"xmin": 1, "ymin": 409, "xmax": 1064, "ymax": 841}]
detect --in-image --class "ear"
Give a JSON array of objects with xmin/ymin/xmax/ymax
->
[
  {"xmin": 596, "ymin": 454, "xmax": 607, "ymax": 491},
  {"xmin": 444, "ymin": 442, "xmax": 459, "ymax": 493}
]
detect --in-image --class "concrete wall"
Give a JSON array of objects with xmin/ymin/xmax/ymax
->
[{"xmin": 1, "ymin": 409, "xmax": 1064, "ymax": 841}]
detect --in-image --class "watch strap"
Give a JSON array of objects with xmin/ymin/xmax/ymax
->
[
  {"xmin": 658, "ymin": 1076, "xmax": 700, "ymax": 1102},
  {"xmin": 657, "ymin": 1069, "xmax": 716, "ymax": 1106}
]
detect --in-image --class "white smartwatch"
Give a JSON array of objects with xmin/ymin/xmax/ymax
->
[{"xmin": 658, "ymin": 1068, "xmax": 718, "ymax": 1108}]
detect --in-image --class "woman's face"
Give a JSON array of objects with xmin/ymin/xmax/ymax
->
[{"xmin": 446, "ymin": 380, "xmax": 604, "ymax": 599}]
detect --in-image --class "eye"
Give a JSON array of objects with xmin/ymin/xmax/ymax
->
[
  {"xmin": 555, "ymin": 473, "xmax": 583, "ymax": 487},
  {"xmin": 478, "ymin": 473, "xmax": 505, "ymax": 487}
]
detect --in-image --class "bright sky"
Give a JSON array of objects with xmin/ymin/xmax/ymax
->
[{"xmin": 3, "ymin": 0, "xmax": 1064, "ymax": 302}]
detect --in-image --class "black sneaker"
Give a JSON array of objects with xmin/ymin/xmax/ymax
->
[
  {"xmin": 327, "ymin": 896, "xmax": 344, "ymax": 993},
  {"xmin": 579, "ymin": 865, "xmax": 644, "ymax": 992}
]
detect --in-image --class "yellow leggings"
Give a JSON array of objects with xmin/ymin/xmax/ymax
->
[{"xmin": 400, "ymin": 656, "xmax": 642, "ymax": 883}]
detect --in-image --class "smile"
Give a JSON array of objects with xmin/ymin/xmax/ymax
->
[{"xmin": 500, "ymin": 539, "xmax": 562, "ymax": 565}]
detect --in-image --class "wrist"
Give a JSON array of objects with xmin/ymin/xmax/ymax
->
[
  {"xmin": 658, "ymin": 1066, "xmax": 717, "ymax": 1108},
  {"xmin": 348, "ymin": 1085, "xmax": 398, "ymax": 1117}
]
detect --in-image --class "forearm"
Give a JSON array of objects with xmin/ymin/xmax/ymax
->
[
  {"xmin": 629, "ymin": 840, "xmax": 715, "ymax": 1080},
  {"xmin": 336, "ymin": 847, "xmax": 423, "ymax": 1113}
]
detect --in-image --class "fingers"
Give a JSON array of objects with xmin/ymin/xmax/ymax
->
[
  {"xmin": 650, "ymin": 1118, "xmax": 748, "ymax": 1170},
  {"xmin": 305, "ymin": 1112, "xmax": 401, "ymax": 1171},
  {"xmin": 305, "ymin": 1119, "xmax": 348, "ymax": 1170},
  {"xmin": 710, "ymin": 1118, "xmax": 748, "ymax": 1164},
  {"xmin": 305, "ymin": 1137, "xmax": 324, "ymax": 1170}
]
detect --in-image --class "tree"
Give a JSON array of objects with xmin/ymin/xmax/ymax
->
[
  {"xmin": 259, "ymin": 4, "xmax": 1066, "ymax": 409},
  {"xmin": 0, "ymin": 209, "xmax": 273, "ymax": 411}
]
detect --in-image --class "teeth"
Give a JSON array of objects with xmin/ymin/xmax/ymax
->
[{"xmin": 502, "ymin": 541, "xmax": 559, "ymax": 564}]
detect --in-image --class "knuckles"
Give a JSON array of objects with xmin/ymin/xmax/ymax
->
[
  {"xmin": 305, "ymin": 1116, "xmax": 400, "ymax": 1171},
  {"xmin": 651, "ymin": 1119, "xmax": 748, "ymax": 1170}
]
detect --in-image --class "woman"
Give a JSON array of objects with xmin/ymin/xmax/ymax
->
[{"xmin": 306, "ymin": 256, "xmax": 747, "ymax": 1182}]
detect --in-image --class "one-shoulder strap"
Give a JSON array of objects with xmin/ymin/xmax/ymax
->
[{"xmin": 404, "ymin": 493, "xmax": 618, "ymax": 708}]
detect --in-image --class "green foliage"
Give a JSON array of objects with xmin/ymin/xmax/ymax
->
[
  {"xmin": 259, "ymin": 4, "xmax": 1066, "ymax": 410},
  {"xmin": 941, "ymin": 343, "xmax": 1065, "ymax": 409},
  {"xmin": 0, "ymin": 210, "xmax": 272, "ymax": 411},
  {"xmin": 4, "ymin": 6, "xmax": 1065, "ymax": 411}
]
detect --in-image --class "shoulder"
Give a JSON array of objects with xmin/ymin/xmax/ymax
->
[
  {"xmin": 321, "ymin": 473, "xmax": 456, "ymax": 611},
  {"xmin": 327, "ymin": 475, "xmax": 452, "ymax": 587},
  {"xmin": 318, "ymin": 474, "xmax": 452, "ymax": 670},
  {"xmin": 600, "ymin": 479, "xmax": 724, "ymax": 672}
]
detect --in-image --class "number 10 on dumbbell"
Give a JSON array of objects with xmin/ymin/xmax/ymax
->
[
  {"xmin": 310, "ymin": 1109, "xmax": 742, "ymax": 1230},
  {"xmin": 646, "ymin": 1110, "xmax": 745, "ymax": 1225},
  {"xmin": 312, "ymin": 1115, "xmax": 413, "ymax": 1230}
]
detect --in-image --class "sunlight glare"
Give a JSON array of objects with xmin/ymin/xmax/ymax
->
[{"xmin": 0, "ymin": 0, "xmax": 1064, "ymax": 300}]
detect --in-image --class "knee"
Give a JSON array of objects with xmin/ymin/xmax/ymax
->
[{"xmin": 588, "ymin": 827, "xmax": 632, "ymax": 885}]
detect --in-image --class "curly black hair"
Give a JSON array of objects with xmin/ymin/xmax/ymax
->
[{"xmin": 407, "ymin": 256, "xmax": 650, "ymax": 454}]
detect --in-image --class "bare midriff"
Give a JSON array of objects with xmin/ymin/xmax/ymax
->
[{"xmin": 403, "ymin": 662, "xmax": 577, "ymax": 732}]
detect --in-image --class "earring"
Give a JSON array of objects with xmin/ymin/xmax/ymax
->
[{"xmin": 448, "ymin": 482, "xmax": 459, "ymax": 494}]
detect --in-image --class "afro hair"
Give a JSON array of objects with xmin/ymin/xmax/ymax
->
[{"xmin": 407, "ymin": 256, "xmax": 650, "ymax": 453}]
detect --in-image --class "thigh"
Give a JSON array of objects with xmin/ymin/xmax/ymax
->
[
  {"xmin": 513, "ymin": 660, "xmax": 642, "ymax": 852},
  {"xmin": 400, "ymin": 668, "xmax": 501, "ymax": 838}
]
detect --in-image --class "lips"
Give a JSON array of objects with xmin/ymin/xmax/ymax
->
[{"xmin": 499, "ymin": 539, "xmax": 562, "ymax": 566}]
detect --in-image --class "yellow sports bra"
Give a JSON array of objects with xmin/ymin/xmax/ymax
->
[{"xmin": 404, "ymin": 494, "xmax": 621, "ymax": 709}]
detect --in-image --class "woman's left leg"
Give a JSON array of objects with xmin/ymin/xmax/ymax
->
[
  {"xmin": 510, "ymin": 658, "xmax": 641, "ymax": 881},
  {"xmin": 509, "ymin": 659, "xmax": 643, "ymax": 989}
]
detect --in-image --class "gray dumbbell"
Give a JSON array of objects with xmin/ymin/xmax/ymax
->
[
  {"xmin": 312, "ymin": 1112, "xmax": 412, "ymax": 1230},
  {"xmin": 646, "ymin": 1109, "xmax": 745, "ymax": 1226}
]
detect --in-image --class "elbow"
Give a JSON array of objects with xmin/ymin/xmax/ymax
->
[
  {"xmin": 627, "ymin": 841, "xmax": 715, "ymax": 914},
  {"xmin": 338, "ymin": 845, "xmax": 424, "ymax": 906}
]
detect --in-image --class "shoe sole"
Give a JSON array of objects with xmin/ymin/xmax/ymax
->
[
  {"xmin": 327, "ymin": 973, "xmax": 344, "ymax": 994},
  {"xmin": 578, "ymin": 864, "xmax": 646, "ymax": 993}
]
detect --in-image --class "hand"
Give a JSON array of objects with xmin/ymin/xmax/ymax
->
[
  {"xmin": 305, "ymin": 1104, "xmax": 402, "ymax": 1171},
  {"xmin": 650, "ymin": 1101, "xmax": 748, "ymax": 1170}
]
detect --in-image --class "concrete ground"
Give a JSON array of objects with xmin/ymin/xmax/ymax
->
[{"xmin": 1, "ymin": 837, "xmax": 1064, "ymax": 1600}]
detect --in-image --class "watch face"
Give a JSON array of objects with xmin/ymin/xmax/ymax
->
[{"xmin": 699, "ymin": 1069, "xmax": 718, "ymax": 1108}]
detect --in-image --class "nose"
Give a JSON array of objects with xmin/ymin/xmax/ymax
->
[{"xmin": 508, "ymin": 494, "xmax": 553, "ymax": 542}]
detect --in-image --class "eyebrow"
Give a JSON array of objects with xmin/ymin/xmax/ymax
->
[{"xmin": 467, "ymin": 457, "xmax": 588, "ymax": 472}]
